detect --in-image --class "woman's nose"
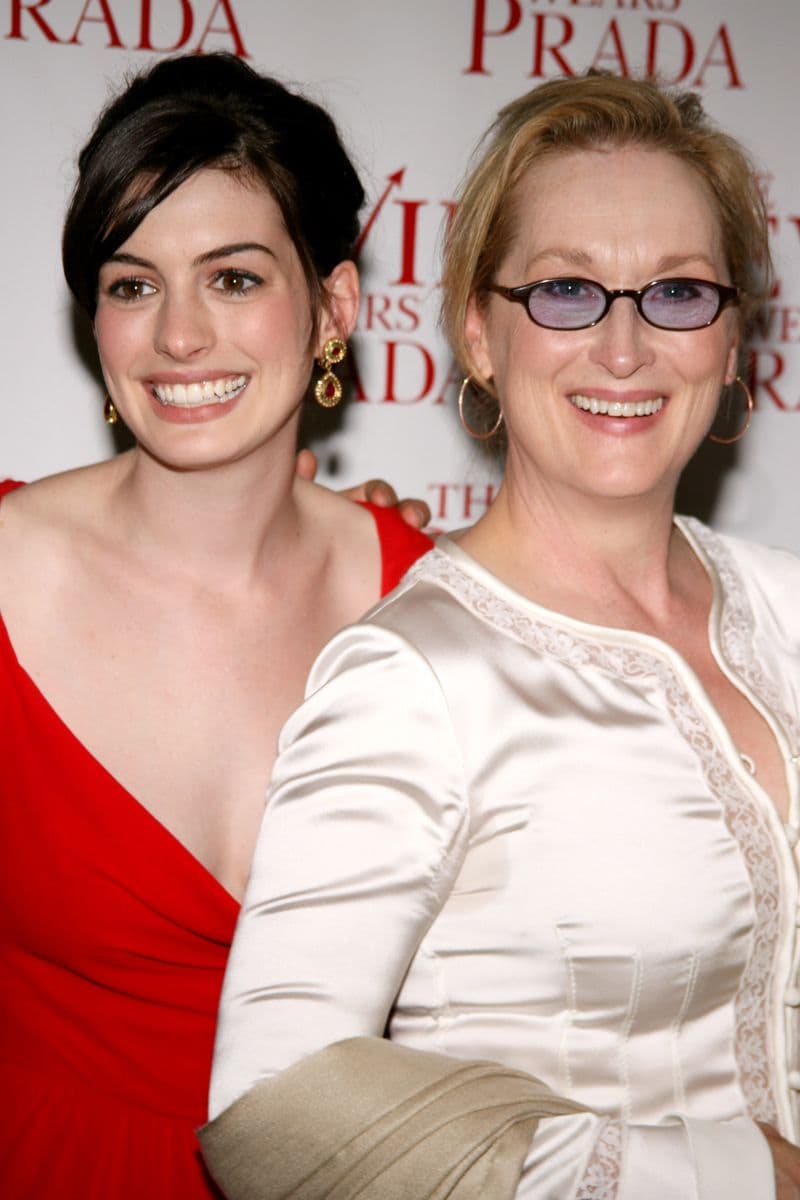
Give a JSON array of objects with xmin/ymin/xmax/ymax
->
[
  {"xmin": 153, "ymin": 289, "xmax": 215, "ymax": 361},
  {"xmin": 587, "ymin": 296, "xmax": 655, "ymax": 377}
]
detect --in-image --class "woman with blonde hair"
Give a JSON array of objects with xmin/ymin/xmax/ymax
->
[{"xmin": 207, "ymin": 73, "xmax": 800, "ymax": 1199}]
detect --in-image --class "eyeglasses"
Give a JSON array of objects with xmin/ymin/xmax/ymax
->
[{"xmin": 487, "ymin": 277, "xmax": 740, "ymax": 331}]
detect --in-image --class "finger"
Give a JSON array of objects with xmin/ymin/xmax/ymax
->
[
  {"xmin": 362, "ymin": 479, "xmax": 399, "ymax": 507},
  {"xmin": 295, "ymin": 448, "xmax": 318, "ymax": 481},
  {"xmin": 396, "ymin": 499, "xmax": 431, "ymax": 530}
]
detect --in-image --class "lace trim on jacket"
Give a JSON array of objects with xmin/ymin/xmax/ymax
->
[
  {"xmin": 575, "ymin": 1120, "xmax": 623, "ymax": 1200},
  {"xmin": 687, "ymin": 518, "xmax": 800, "ymax": 755}
]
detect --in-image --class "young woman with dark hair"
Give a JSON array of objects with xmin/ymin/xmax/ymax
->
[{"xmin": 0, "ymin": 52, "xmax": 431, "ymax": 1200}]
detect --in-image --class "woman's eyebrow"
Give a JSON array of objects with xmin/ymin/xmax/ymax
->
[
  {"xmin": 652, "ymin": 252, "xmax": 719, "ymax": 274},
  {"xmin": 193, "ymin": 242, "xmax": 276, "ymax": 266},
  {"xmin": 105, "ymin": 251, "xmax": 156, "ymax": 269}
]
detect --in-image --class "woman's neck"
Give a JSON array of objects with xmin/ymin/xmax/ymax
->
[
  {"xmin": 106, "ymin": 439, "xmax": 309, "ymax": 591},
  {"xmin": 457, "ymin": 473, "xmax": 695, "ymax": 632}
]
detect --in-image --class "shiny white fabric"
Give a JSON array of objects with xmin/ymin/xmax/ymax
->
[{"xmin": 211, "ymin": 517, "xmax": 800, "ymax": 1199}]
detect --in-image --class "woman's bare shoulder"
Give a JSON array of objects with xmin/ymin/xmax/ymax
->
[
  {"xmin": 0, "ymin": 461, "xmax": 120, "ymax": 592},
  {"xmin": 296, "ymin": 479, "xmax": 383, "ymax": 607},
  {"xmin": 298, "ymin": 477, "xmax": 376, "ymax": 544},
  {"xmin": 2, "ymin": 460, "xmax": 118, "ymax": 524}
]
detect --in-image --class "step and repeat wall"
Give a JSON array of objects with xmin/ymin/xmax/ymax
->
[{"xmin": 2, "ymin": 0, "xmax": 798, "ymax": 545}]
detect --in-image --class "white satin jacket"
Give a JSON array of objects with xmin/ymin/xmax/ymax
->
[{"xmin": 211, "ymin": 518, "xmax": 800, "ymax": 1200}]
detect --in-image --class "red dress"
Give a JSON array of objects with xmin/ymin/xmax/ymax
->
[{"xmin": 0, "ymin": 479, "xmax": 431, "ymax": 1199}]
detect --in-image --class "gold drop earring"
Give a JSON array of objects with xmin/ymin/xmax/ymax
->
[{"xmin": 314, "ymin": 338, "xmax": 348, "ymax": 408}]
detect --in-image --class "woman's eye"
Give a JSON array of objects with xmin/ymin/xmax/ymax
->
[
  {"xmin": 212, "ymin": 269, "xmax": 262, "ymax": 295},
  {"xmin": 546, "ymin": 279, "xmax": 596, "ymax": 300},
  {"xmin": 108, "ymin": 277, "xmax": 155, "ymax": 301},
  {"xmin": 652, "ymin": 281, "xmax": 700, "ymax": 303}
]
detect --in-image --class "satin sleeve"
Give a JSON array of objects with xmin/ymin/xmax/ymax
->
[{"xmin": 209, "ymin": 623, "xmax": 471, "ymax": 1117}]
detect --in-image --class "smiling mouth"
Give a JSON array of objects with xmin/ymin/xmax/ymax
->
[
  {"xmin": 569, "ymin": 394, "xmax": 665, "ymax": 418},
  {"xmin": 152, "ymin": 375, "xmax": 247, "ymax": 407}
]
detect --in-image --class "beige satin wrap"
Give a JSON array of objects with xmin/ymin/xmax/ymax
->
[{"xmin": 199, "ymin": 1037, "xmax": 585, "ymax": 1200}]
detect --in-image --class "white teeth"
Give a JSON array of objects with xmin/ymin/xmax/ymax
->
[
  {"xmin": 152, "ymin": 375, "xmax": 247, "ymax": 407},
  {"xmin": 569, "ymin": 394, "xmax": 665, "ymax": 418}
]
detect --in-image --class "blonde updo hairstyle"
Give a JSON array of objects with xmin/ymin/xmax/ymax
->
[{"xmin": 442, "ymin": 71, "xmax": 771, "ymax": 404}]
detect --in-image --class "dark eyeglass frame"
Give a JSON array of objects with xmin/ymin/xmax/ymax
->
[{"xmin": 486, "ymin": 277, "xmax": 741, "ymax": 331}]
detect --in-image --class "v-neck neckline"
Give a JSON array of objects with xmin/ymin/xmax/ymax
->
[{"xmin": 0, "ymin": 600, "xmax": 239, "ymax": 913}]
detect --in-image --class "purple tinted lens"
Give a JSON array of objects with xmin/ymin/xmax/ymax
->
[
  {"xmin": 641, "ymin": 281, "xmax": 720, "ymax": 328},
  {"xmin": 527, "ymin": 280, "xmax": 605, "ymax": 328}
]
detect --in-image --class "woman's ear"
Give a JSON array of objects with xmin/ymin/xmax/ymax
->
[
  {"xmin": 464, "ymin": 293, "xmax": 494, "ymax": 384},
  {"xmin": 317, "ymin": 260, "xmax": 360, "ymax": 354}
]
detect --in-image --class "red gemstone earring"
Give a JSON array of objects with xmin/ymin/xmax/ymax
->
[{"xmin": 314, "ymin": 338, "xmax": 347, "ymax": 408}]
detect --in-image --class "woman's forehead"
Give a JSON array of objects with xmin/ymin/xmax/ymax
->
[{"xmin": 503, "ymin": 147, "xmax": 726, "ymax": 276}]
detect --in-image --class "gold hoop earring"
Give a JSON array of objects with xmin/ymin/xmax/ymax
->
[
  {"xmin": 314, "ymin": 337, "xmax": 347, "ymax": 408},
  {"xmin": 458, "ymin": 376, "xmax": 503, "ymax": 440},
  {"xmin": 103, "ymin": 396, "xmax": 119, "ymax": 426},
  {"xmin": 708, "ymin": 375, "xmax": 753, "ymax": 445}
]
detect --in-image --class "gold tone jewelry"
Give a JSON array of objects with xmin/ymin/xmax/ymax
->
[
  {"xmin": 457, "ymin": 376, "xmax": 503, "ymax": 440},
  {"xmin": 708, "ymin": 375, "xmax": 753, "ymax": 445},
  {"xmin": 103, "ymin": 396, "xmax": 119, "ymax": 425},
  {"xmin": 314, "ymin": 337, "xmax": 348, "ymax": 408}
]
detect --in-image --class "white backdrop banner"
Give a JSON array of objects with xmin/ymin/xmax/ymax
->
[{"xmin": 1, "ymin": 0, "xmax": 798, "ymax": 545}]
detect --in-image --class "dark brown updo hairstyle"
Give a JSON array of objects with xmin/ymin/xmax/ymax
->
[{"xmin": 62, "ymin": 52, "xmax": 365, "ymax": 337}]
